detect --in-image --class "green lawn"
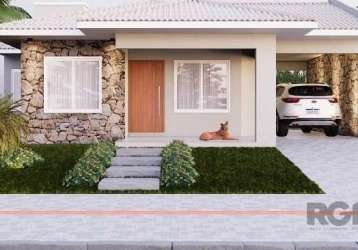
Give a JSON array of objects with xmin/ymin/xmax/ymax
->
[
  {"xmin": 0, "ymin": 144, "xmax": 94, "ymax": 194},
  {"xmin": 0, "ymin": 145, "xmax": 323, "ymax": 194},
  {"xmin": 164, "ymin": 148, "xmax": 323, "ymax": 194}
]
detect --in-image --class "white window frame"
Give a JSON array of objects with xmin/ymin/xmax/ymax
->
[
  {"xmin": 174, "ymin": 60, "xmax": 230, "ymax": 113},
  {"xmin": 44, "ymin": 56, "xmax": 102, "ymax": 114}
]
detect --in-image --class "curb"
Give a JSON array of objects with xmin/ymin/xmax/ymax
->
[{"xmin": 0, "ymin": 241, "xmax": 357, "ymax": 250}]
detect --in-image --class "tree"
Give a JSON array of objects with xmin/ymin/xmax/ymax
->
[
  {"xmin": 0, "ymin": 0, "xmax": 30, "ymax": 23},
  {"xmin": 0, "ymin": 96, "xmax": 28, "ymax": 155}
]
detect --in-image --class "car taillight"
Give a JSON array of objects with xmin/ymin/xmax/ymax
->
[
  {"xmin": 329, "ymin": 97, "xmax": 338, "ymax": 103},
  {"xmin": 282, "ymin": 97, "xmax": 300, "ymax": 103}
]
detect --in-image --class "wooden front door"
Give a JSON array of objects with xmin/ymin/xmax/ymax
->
[{"xmin": 129, "ymin": 60, "xmax": 164, "ymax": 132}]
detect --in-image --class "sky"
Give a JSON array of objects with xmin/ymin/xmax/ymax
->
[{"xmin": 10, "ymin": 0, "xmax": 358, "ymax": 15}]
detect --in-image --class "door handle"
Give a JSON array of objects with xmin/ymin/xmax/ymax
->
[{"xmin": 158, "ymin": 85, "xmax": 161, "ymax": 117}]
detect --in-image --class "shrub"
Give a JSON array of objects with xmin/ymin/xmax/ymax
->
[
  {"xmin": 0, "ymin": 96, "xmax": 29, "ymax": 155},
  {"xmin": 0, "ymin": 147, "xmax": 43, "ymax": 169},
  {"xmin": 160, "ymin": 140, "xmax": 198, "ymax": 188},
  {"xmin": 62, "ymin": 141, "xmax": 115, "ymax": 188},
  {"xmin": 276, "ymin": 70, "xmax": 306, "ymax": 84}
]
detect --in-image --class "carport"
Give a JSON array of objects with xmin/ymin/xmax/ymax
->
[{"xmin": 276, "ymin": 39, "xmax": 358, "ymax": 137}]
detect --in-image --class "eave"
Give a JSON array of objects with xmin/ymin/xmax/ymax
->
[{"xmin": 76, "ymin": 21, "xmax": 319, "ymax": 30}]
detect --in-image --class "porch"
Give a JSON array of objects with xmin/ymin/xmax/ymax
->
[
  {"xmin": 116, "ymin": 135, "xmax": 255, "ymax": 148},
  {"xmin": 122, "ymin": 48, "xmax": 257, "ymax": 147},
  {"xmin": 116, "ymin": 33, "xmax": 277, "ymax": 147}
]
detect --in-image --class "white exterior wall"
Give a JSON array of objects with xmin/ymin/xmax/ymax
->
[
  {"xmin": 129, "ymin": 49, "xmax": 256, "ymax": 140},
  {"xmin": 3, "ymin": 54, "xmax": 20, "ymax": 94},
  {"xmin": 0, "ymin": 54, "xmax": 20, "ymax": 97},
  {"xmin": 117, "ymin": 33, "xmax": 277, "ymax": 146},
  {"xmin": 277, "ymin": 38, "xmax": 358, "ymax": 54}
]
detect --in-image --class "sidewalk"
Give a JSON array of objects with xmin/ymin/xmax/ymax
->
[{"xmin": 0, "ymin": 194, "xmax": 357, "ymax": 241}]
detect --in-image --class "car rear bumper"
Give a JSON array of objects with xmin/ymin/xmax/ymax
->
[{"xmin": 282, "ymin": 118, "xmax": 341, "ymax": 127}]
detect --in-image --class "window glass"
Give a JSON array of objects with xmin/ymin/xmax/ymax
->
[
  {"xmin": 45, "ymin": 57, "xmax": 102, "ymax": 113},
  {"xmin": 46, "ymin": 60, "xmax": 72, "ymax": 110},
  {"xmin": 74, "ymin": 60, "xmax": 100, "ymax": 110},
  {"xmin": 175, "ymin": 60, "xmax": 230, "ymax": 112},
  {"xmin": 288, "ymin": 85, "xmax": 332, "ymax": 96},
  {"xmin": 203, "ymin": 63, "xmax": 228, "ymax": 110},
  {"xmin": 176, "ymin": 63, "xmax": 200, "ymax": 110}
]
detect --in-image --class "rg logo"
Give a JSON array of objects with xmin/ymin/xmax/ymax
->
[{"xmin": 307, "ymin": 202, "xmax": 358, "ymax": 226}]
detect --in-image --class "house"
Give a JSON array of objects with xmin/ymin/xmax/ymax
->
[
  {"xmin": 0, "ymin": 42, "xmax": 21, "ymax": 100},
  {"xmin": 0, "ymin": 0, "xmax": 357, "ymax": 147}
]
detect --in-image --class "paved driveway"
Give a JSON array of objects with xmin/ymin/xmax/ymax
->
[{"xmin": 277, "ymin": 129, "xmax": 358, "ymax": 198}]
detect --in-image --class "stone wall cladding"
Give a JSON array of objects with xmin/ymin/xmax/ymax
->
[
  {"xmin": 21, "ymin": 40, "xmax": 126, "ymax": 144},
  {"xmin": 307, "ymin": 54, "xmax": 358, "ymax": 136}
]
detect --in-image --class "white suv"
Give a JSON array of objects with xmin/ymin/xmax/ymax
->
[{"xmin": 276, "ymin": 83, "xmax": 342, "ymax": 137}]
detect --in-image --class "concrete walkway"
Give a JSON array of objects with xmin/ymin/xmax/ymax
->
[
  {"xmin": 0, "ymin": 131, "xmax": 357, "ymax": 242},
  {"xmin": 277, "ymin": 130, "xmax": 358, "ymax": 198}
]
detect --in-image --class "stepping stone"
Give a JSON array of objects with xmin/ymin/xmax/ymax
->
[
  {"xmin": 112, "ymin": 156, "xmax": 161, "ymax": 166},
  {"xmin": 98, "ymin": 178, "xmax": 160, "ymax": 191},
  {"xmin": 106, "ymin": 166, "xmax": 161, "ymax": 178},
  {"xmin": 117, "ymin": 147, "xmax": 162, "ymax": 157}
]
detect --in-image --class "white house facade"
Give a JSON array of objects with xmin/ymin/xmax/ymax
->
[{"xmin": 0, "ymin": 0, "xmax": 357, "ymax": 147}]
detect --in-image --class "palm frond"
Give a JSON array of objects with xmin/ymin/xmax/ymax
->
[
  {"xmin": 0, "ymin": 4, "xmax": 31, "ymax": 23},
  {"xmin": 0, "ymin": 0, "xmax": 10, "ymax": 8},
  {"xmin": 0, "ymin": 95, "xmax": 29, "ymax": 156}
]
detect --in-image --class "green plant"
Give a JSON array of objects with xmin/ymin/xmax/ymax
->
[
  {"xmin": 0, "ymin": 96, "xmax": 29, "ymax": 156},
  {"xmin": 0, "ymin": 0, "xmax": 30, "ymax": 23},
  {"xmin": 0, "ymin": 144, "xmax": 90, "ymax": 194},
  {"xmin": 160, "ymin": 140, "xmax": 198, "ymax": 189},
  {"xmin": 0, "ymin": 147, "xmax": 43, "ymax": 169},
  {"xmin": 276, "ymin": 70, "xmax": 306, "ymax": 84},
  {"xmin": 62, "ymin": 141, "xmax": 115, "ymax": 188}
]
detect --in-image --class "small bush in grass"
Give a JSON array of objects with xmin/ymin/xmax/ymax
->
[
  {"xmin": 0, "ymin": 147, "xmax": 43, "ymax": 169},
  {"xmin": 62, "ymin": 141, "xmax": 115, "ymax": 188},
  {"xmin": 160, "ymin": 140, "xmax": 198, "ymax": 188}
]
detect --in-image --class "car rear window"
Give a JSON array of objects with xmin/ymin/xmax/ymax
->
[{"xmin": 288, "ymin": 85, "xmax": 333, "ymax": 96}]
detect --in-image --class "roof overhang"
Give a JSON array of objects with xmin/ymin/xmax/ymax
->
[
  {"xmin": 2, "ymin": 22, "xmax": 358, "ymax": 41},
  {"xmin": 0, "ymin": 29, "xmax": 85, "ymax": 37},
  {"xmin": 0, "ymin": 48, "xmax": 21, "ymax": 54},
  {"xmin": 306, "ymin": 29, "xmax": 358, "ymax": 36},
  {"xmin": 77, "ymin": 20, "xmax": 319, "ymax": 30}
]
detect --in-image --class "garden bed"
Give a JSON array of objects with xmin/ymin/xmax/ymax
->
[{"xmin": 0, "ymin": 145, "xmax": 322, "ymax": 194}]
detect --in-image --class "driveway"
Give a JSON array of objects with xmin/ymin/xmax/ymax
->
[{"xmin": 277, "ymin": 129, "xmax": 358, "ymax": 198}]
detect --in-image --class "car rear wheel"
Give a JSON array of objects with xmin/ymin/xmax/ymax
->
[
  {"xmin": 276, "ymin": 114, "xmax": 289, "ymax": 137},
  {"xmin": 324, "ymin": 126, "xmax": 339, "ymax": 137},
  {"xmin": 301, "ymin": 127, "xmax": 312, "ymax": 133}
]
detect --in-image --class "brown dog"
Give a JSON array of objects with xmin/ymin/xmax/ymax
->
[{"xmin": 199, "ymin": 121, "xmax": 236, "ymax": 141}]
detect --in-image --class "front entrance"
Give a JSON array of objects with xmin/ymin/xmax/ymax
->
[{"xmin": 128, "ymin": 60, "xmax": 164, "ymax": 133}]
